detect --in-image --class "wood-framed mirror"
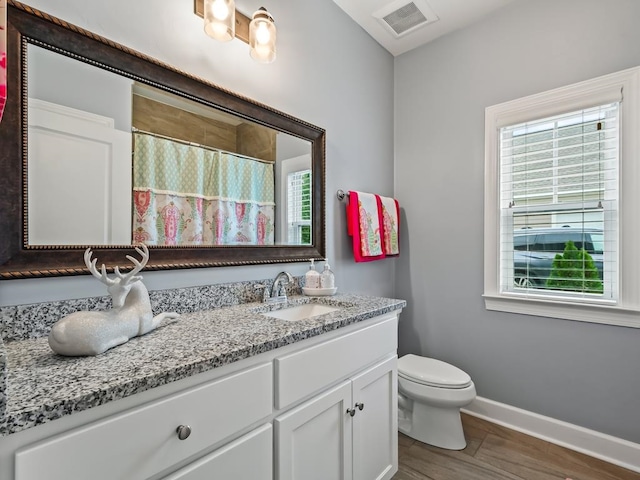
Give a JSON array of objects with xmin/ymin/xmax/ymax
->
[{"xmin": 0, "ymin": 1, "xmax": 326, "ymax": 279}]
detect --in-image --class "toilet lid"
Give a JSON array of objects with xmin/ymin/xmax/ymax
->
[{"xmin": 398, "ymin": 354, "xmax": 472, "ymax": 388}]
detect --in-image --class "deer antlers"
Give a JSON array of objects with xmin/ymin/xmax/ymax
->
[{"xmin": 84, "ymin": 244, "xmax": 150, "ymax": 286}]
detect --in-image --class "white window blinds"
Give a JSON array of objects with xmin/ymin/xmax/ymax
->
[{"xmin": 499, "ymin": 103, "xmax": 619, "ymax": 300}]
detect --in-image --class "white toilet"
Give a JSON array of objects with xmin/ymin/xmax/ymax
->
[{"xmin": 397, "ymin": 354, "xmax": 476, "ymax": 450}]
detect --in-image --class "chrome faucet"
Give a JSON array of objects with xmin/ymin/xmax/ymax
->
[{"xmin": 268, "ymin": 271, "xmax": 293, "ymax": 304}]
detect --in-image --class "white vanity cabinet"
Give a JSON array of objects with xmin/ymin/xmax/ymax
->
[
  {"xmin": 274, "ymin": 314, "xmax": 398, "ymax": 480},
  {"xmin": 13, "ymin": 363, "xmax": 273, "ymax": 480},
  {"xmin": 275, "ymin": 356, "xmax": 397, "ymax": 480},
  {"xmin": 3, "ymin": 311, "xmax": 400, "ymax": 480}
]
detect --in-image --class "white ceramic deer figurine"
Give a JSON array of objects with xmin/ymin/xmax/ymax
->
[{"xmin": 48, "ymin": 244, "xmax": 179, "ymax": 356}]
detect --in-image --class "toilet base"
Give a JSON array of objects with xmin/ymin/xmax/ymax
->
[{"xmin": 399, "ymin": 401, "xmax": 467, "ymax": 450}]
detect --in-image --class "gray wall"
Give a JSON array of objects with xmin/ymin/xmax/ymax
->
[
  {"xmin": 395, "ymin": 0, "xmax": 640, "ymax": 443},
  {"xmin": 0, "ymin": 0, "xmax": 395, "ymax": 306},
  {"xmin": 28, "ymin": 45, "xmax": 133, "ymax": 131}
]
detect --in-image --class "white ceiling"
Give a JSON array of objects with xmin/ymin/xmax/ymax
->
[{"xmin": 332, "ymin": 0, "xmax": 517, "ymax": 56}]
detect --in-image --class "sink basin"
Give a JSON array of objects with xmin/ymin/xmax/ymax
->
[{"xmin": 262, "ymin": 303, "xmax": 340, "ymax": 321}]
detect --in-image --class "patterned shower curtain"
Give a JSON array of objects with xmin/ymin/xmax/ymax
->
[{"xmin": 132, "ymin": 132, "xmax": 275, "ymax": 246}]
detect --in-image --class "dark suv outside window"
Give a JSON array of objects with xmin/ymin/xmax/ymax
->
[{"xmin": 513, "ymin": 227, "xmax": 603, "ymax": 288}]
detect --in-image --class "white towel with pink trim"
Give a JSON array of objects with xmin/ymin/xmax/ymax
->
[{"xmin": 379, "ymin": 195, "xmax": 399, "ymax": 255}]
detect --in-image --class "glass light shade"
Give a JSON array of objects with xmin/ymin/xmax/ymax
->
[
  {"xmin": 204, "ymin": 0, "xmax": 235, "ymax": 42},
  {"xmin": 249, "ymin": 8, "xmax": 276, "ymax": 64}
]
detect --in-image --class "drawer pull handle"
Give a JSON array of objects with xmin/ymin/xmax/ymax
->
[
  {"xmin": 176, "ymin": 425, "xmax": 192, "ymax": 440},
  {"xmin": 355, "ymin": 402, "xmax": 364, "ymax": 411},
  {"xmin": 346, "ymin": 408, "xmax": 356, "ymax": 417}
]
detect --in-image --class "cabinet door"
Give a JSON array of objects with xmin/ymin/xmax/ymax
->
[
  {"xmin": 351, "ymin": 356, "xmax": 398, "ymax": 480},
  {"xmin": 164, "ymin": 424, "xmax": 272, "ymax": 480},
  {"xmin": 275, "ymin": 381, "xmax": 352, "ymax": 480}
]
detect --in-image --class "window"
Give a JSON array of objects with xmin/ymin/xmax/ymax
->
[
  {"xmin": 287, "ymin": 169, "xmax": 312, "ymax": 244},
  {"xmin": 502, "ymin": 104, "xmax": 616, "ymax": 298},
  {"xmin": 484, "ymin": 67, "xmax": 640, "ymax": 328}
]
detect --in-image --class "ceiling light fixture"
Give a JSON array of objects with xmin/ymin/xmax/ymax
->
[
  {"xmin": 195, "ymin": 0, "xmax": 276, "ymax": 63},
  {"xmin": 249, "ymin": 7, "xmax": 276, "ymax": 63},
  {"xmin": 204, "ymin": 0, "xmax": 235, "ymax": 42}
]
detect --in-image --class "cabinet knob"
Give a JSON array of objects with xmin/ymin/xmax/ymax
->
[
  {"xmin": 355, "ymin": 402, "xmax": 364, "ymax": 411},
  {"xmin": 346, "ymin": 408, "xmax": 356, "ymax": 417},
  {"xmin": 176, "ymin": 425, "xmax": 192, "ymax": 440}
]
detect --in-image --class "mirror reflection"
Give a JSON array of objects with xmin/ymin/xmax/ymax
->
[{"xmin": 27, "ymin": 44, "xmax": 312, "ymax": 247}]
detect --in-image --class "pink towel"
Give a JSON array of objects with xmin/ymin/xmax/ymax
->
[
  {"xmin": 379, "ymin": 195, "xmax": 400, "ymax": 255},
  {"xmin": 346, "ymin": 191, "xmax": 385, "ymax": 262}
]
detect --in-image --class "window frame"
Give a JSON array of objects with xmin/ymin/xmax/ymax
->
[
  {"xmin": 277, "ymin": 154, "xmax": 312, "ymax": 244},
  {"xmin": 286, "ymin": 169, "xmax": 312, "ymax": 244},
  {"xmin": 484, "ymin": 66, "xmax": 640, "ymax": 328}
]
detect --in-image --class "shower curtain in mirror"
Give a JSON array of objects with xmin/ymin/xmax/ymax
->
[{"xmin": 132, "ymin": 132, "xmax": 275, "ymax": 246}]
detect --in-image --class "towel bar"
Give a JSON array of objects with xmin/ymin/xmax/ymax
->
[{"xmin": 336, "ymin": 189, "xmax": 350, "ymax": 201}]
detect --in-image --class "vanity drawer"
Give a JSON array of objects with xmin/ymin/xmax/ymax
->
[
  {"xmin": 15, "ymin": 362, "xmax": 273, "ymax": 480},
  {"xmin": 274, "ymin": 313, "xmax": 397, "ymax": 409},
  {"xmin": 164, "ymin": 423, "xmax": 272, "ymax": 480}
]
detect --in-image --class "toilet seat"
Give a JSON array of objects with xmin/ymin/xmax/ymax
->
[{"xmin": 398, "ymin": 354, "xmax": 472, "ymax": 389}]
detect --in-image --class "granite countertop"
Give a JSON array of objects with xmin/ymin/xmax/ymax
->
[{"xmin": 0, "ymin": 294, "xmax": 405, "ymax": 436}]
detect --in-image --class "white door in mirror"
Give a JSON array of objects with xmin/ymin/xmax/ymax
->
[{"xmin": 28, "ymin": 99, "xmax": 132, "ymax": 245}]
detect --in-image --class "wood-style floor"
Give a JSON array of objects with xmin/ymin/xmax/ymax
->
[{"xmin": 393, "ymin": 413, "xmax": 640, "ymax": 480}]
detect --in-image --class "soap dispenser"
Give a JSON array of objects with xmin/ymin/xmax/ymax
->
[
  {"xmin": 304, "ymin": 259, "xmax": 320, "ymax": 289},
  {"xmin": 320, "ymin": 259, "xmax": 335, "ymax": 289}
]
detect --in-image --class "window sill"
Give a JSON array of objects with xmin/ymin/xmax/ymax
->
[{"xmin": 483, "ymin": 294, "xmax": 640, "ymax": 328}]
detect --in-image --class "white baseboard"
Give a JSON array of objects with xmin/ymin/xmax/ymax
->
[{"xmin": 462, "ymin": 396, "xmax": 640, "ymax": 474}]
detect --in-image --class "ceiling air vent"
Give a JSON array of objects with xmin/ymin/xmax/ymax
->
[
  {"xmin": 373, "ymin": 0, "xmax": 439, "ymax": 38},
  {"xmin": 382, "ymin": 3, "xmax": 426, "ymax": 35}
]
